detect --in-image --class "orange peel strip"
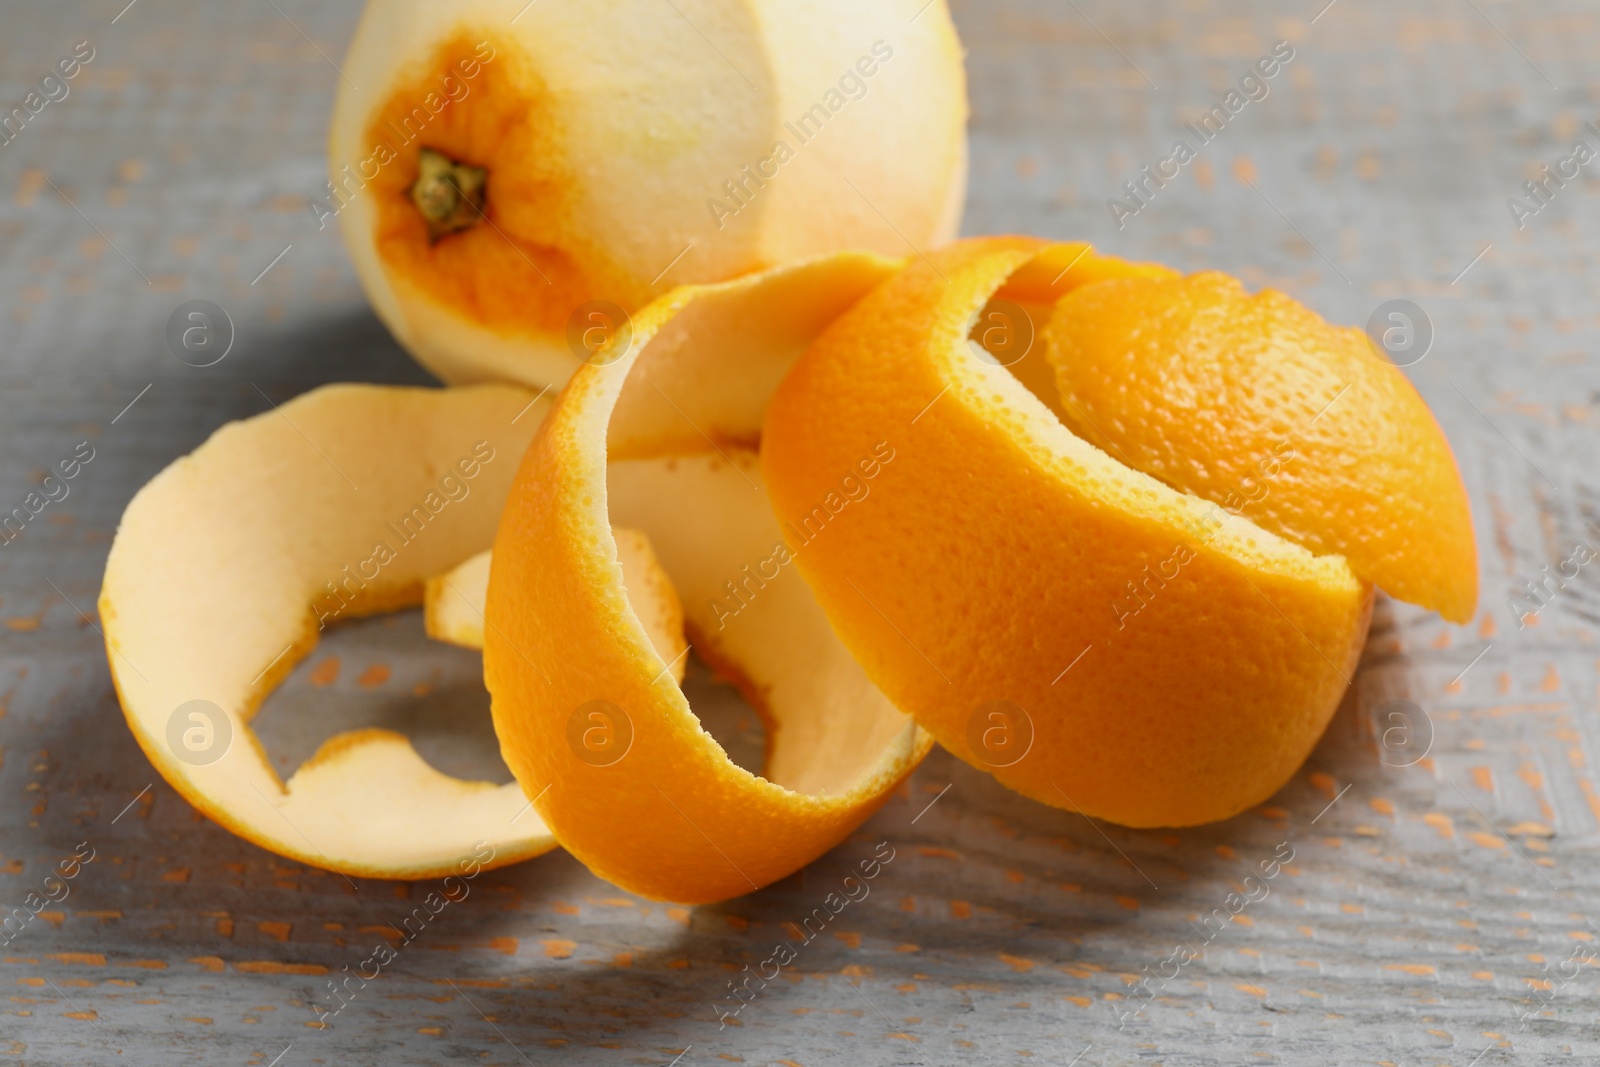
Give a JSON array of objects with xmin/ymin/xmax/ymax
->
[
  {"xmin": 424, "ymin": 536, "xmax": 689, "ymax": 688},
  {"xmin": 486, "ymin": 251, "xmax": 932, "ymax": 904},
  {"xmin": 100, "ymin": 384, "xmax": 560, "ymax": 879},
  {"xmin": 1043, "ymin": 270, "xmax": 1478, "ymax": 622},
  {"xmin": 762, "ymin": 237, "xmax": 1377, "ymax": 828}
]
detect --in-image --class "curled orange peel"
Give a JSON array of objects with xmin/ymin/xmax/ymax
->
[
  {"xmin": 485, "ymin": 251, "xmax": 933, "ymax": 904},
  {"xmin": 761, "ymin": 237, "xmax": 1400, "ymax": 828},
  {"xmin": 425, "ymin": 536, "xmax": 689, "ymax": 688},
  {"xmin": 100, "ymin": 384, "xmax": 563, "ymax": 879}
]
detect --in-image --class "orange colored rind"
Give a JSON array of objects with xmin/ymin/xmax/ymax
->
[
  {"xmin": 1045, "ymin": 271, "xmax": 1478, "ymax": 622},
  {"xmin": 485, "ymin": 252, "xmax": 933, "ymax": 903},
  {"xmin": 762, "ymin": 238, "xmax": 1383, "ymax": 827},
  {"xmin": 100, "ymin": 384, "xmax": 559, "ymax": 879}
]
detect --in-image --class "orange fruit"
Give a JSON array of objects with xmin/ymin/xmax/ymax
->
[
  {"xmin": 761, "ymin": 237, "xmax": 1383, "ymax": 827},
  {"xmin": 485, "ymin": 251, "xmax": 934, "ymax": 903},
  {"xmin": 100, "ymin": 384, "xmax": 564, "ymax": 878},
  {"xmin": 1044, "ymin": 271, "xmax": 1478, "ymax": 622},
  {"xmin": 329, "ymin": 0, "xmax": 968, "ymax": 388}
]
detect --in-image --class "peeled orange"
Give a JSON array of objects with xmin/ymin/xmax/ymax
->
[{"xmin": 328, "ymin": 0, "xmax": 968, "ymax": 388}]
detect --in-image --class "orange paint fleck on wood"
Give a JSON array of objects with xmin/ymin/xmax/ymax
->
[
  {"xmin": 417, "ymin": 1027, "xmax": 443, "ymax": 1035},
  {"xmin": 551, "ymin": 902, "xmax": 580, "ymax": 916},
  {"xmin": 1423, "ymin": 812, "xmax": 1454, "ymax": 839},
  {"xmin": 834, "ymin": 932, "xmax": 861, "ymax": 949},
  {"xmin": 1472, "ymin": 971, "xmax": 1494, "ymax": 980},
  {"xmin": 234, "ymin": 961, "xmax": 327, "ymax": 975},
  {"xmin": 122, "ymin": 960, "xmax": 167, "ymax": 969},
  {"xmin": 896, "ymin": 943, "xmax": 920, "ymax": 953},
  {"xmin": 45, "ymin": 953, "xmax": 103, "ymax": 967},
  {"xmin": 1308, "ymin": 772, "xmax": 1337, "ymax": 797},
  {"xmin": 161, "ymin": 868, "xmax": 190, "ymax": 883},
  {"xmin": 1235, "ymin": 983, "xmax": 1267, "ymax": 998},
  {"xmin": 1004, "ymin": 869, "xmax": 1026, "ymax": 884},
  {"xmin": 64, "ymin": 1010, "xmax": 97, "ymax": 1021},
  {"xmin": 1579, "ymin": 778, "xmax": 1600, "ymax": 822},
  {"xmin": 1431, "ymin": 630, "xmax": 1451, "ymax": 649},
  {"xmin": 541, "ymin": 939, "xmax": 576, "ymax": 959},
  {"xmin": 188, "ymin": 957, "xmax": 224, "ymax": 972},
  {"xmin": 1114, "ymin": 896, "xmax": 1140, "ymax": 911},
  {"xmin": 1064, "ymin": 995, "xmax": 1092, "ymax": 1008},
  {"xmin": 1480, "ymin": 613, "xmax": 1496, "ymax": 639},
  {"xmin": 257, "ymin": 921, "xmax": 291, "ymax": 942},
  {"xmin": 1340, "ymin": 903, "xmax": 1363, "ymax": 914},
  {"xmin": 309, "ymin": 657, "xmax": 341, "ymax": 686},
  {"xmin": 1468, "ymin": 832, "xmax": 1506, "ymax": 850},
  {"xmin": 998, "ymin": 954, "xmax": 1034, "ymax": 972},
  {"xmin": 916, "ymin": 847, "xmax": 961, "ymax": 860},
  {"xmin": 358, "ymin": 664, "xmax": 390, "ymax": 688},
  {"xmin": 1539, "ymin": 664, "xmax": 1560, "ymax": 691},
  {"xmin": 1386, "ymin": 963, "xmax": 1436, "ymax": 976},
  {"xmin": 949, "ymin": 901, "xmax": 972, "ymax": 919},
  {"xmin": 1369, "ymin": 797, "xmax": 1395, "ymax": 817},
  {"xmin": 1470, "ymin": 766, "xmax": 1494, "ymax": 792}
]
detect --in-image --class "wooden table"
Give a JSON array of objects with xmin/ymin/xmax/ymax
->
[{"xmin": 2, "ymin": 0, "xmax": 1595, "ymax": 1063}]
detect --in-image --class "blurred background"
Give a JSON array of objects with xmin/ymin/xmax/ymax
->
[{"xmin": 2, "ymin": 1, "xmax": 1599, "ymax": 1064}]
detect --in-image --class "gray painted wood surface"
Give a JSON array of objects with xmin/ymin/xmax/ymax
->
[{"xmin": 1, "ymin": 0, "xmax": 1597, "ymax": 1063}]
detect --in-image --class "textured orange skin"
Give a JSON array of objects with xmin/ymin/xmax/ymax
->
[
  {"xmin": 762, "ymin": 237, "xmax": 1374, "ymax": 828},
  {"xmin": 364, "ymin": 33, "xmax": 598, "ymax": 338},
  {"xmin": 484, "ymin": 264, "xmax": 929, "ymax": 904},
  {"xmin": 1047, "ymin": 272, "xmax": 1478, "ymax": 623}
]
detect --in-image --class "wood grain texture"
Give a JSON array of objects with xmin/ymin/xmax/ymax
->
[{"xmin": 2, "ymin": 0, "xmax": 1598, "ymax": 1063}]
